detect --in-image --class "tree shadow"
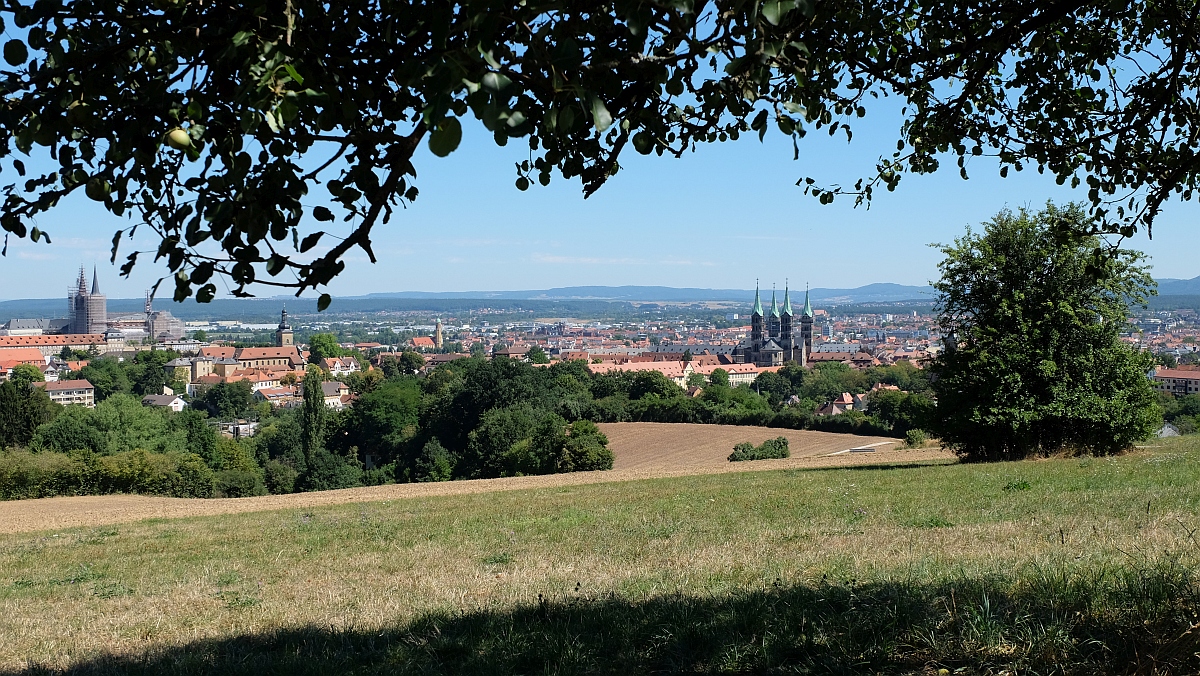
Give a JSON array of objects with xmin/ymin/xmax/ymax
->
[{"xmin": 15, "ymin": 568, "xmax": 1200, "ymax": 675}]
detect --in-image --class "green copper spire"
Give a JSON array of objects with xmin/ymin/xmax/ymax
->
[
  {"xmin": 782, "ymin": 282, "xmax": 793, "ymax": 316},
  {"xmin": 770, "ymin": 286, "xmax": 780, "ymax": 317},
  {"xmin": 752, "ymin": 282, "xmax": 763, "ymax": 316},
  {"xmin": 802, "ymin": 284, "xmax": 813, "ymax": 318}
]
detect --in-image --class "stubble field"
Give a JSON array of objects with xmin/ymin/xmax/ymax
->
[{"xmin": 0, "ymin": 424, "xmax": 949, "ymax": 534}]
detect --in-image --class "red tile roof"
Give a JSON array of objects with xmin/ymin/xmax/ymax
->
[
  {"xmin": 0, "ymin": 335, "xmax": 103, "ymax": 347},
  {"xmin": 34, "ymin": 379, "xmax": 94, "ymax": 392}
]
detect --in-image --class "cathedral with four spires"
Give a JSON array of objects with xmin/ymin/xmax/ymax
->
[{"xmin": 732, "ymin": 283, "xmax": 813, "ymax": 367}]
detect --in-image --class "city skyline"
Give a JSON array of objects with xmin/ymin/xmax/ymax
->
[{"xmin": 2, "ymin": 111, "xmax": 1199, "ymax": 300}]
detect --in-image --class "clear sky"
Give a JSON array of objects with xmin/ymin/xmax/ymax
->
[{"xmin": 2, "ymin": 106, "xmax": 1198, "ymax": 301}]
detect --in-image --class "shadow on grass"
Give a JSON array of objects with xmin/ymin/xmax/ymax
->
[
  {"xmin": 787, "ymin": 459, "xmax": 958, "ymax": 475},
  {"xmin": 15, "ymin": 566, "xmax": 1200, "ymax": 675}
]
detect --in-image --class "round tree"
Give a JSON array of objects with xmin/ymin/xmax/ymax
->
[{"xmin": 930, "ymin": 203, "xmax": 1161, "ymax": 461}]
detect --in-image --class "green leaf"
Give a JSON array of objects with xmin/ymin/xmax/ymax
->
[
  {"xmin": 300, "ymin": 231, "xmax": 324, "ymax": 252},
  {"xmin": 632, "ymin": 131, "xmax": 653, "ymax": 155},
  {"xmin": 317, "ymin": 293, "xmax": 332, "ymax": 312},
  {"xmin": 429, "ymin": 117, "xmax": 463, "ymax": 157},
  {"xmin": 481, "ymin": 72, "xmax": 512, "ymax": 93},
  {"xmin": 591, "ymin": 97, "xmax": 613, "ymax": 132},
  {"xmin": 283, "ymin": 63, "xmax": 304, "ymax": 86},
  {"xmin": 4, "ymin": 40, "xmax": 27, "ymax": 66},
  {"xmin": 266, "ymin": 254, "xmax": 286, "ymax": 276},
  {"xmin": 761, "ymin": 1, "xmax": 786, "ymax": 25},
  {"xmin": 196, "ymin": 284, "xmax": 216, "ymax": 303},
  {"xmin": 231, "ymin": 31, "xmax": 252, "ymax": 46}
]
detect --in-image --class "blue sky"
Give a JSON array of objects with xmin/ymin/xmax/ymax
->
[{"xmin": 2, "ymin": 107, "xmax": 1198, "ymax": 301}]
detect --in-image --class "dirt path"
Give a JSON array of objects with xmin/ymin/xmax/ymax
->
[{"xmin": 0, "ymin": 423, "xmax": 954, "ymax": 534}]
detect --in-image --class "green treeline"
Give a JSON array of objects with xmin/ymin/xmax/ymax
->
[{"xmin": 0, "ymin": 354, "xmax": 935, "ymax": 500}]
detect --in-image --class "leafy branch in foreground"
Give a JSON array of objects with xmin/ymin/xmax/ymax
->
[{"xmin": 1, "ymin": 0, "xmax": 1199, "ymax": 302}]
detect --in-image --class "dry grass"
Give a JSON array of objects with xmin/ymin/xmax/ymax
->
[
  {"xmin": 0, "ymin": 436, "xmax": 1196, "ymax": 673},
  {"xmin": 0, "ymin": 424, "xmax": 950, "ymax": 534}
]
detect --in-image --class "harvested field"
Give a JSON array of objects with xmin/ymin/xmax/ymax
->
[
  {"xmin": 0, "ymin": 424, "xmax": 953, "ymax": 534},
  {"xmin": 600, "ymin": 422, "xmax": 929, "ymax": 471}
]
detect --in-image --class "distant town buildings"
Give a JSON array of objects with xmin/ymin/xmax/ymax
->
[{"xmin": 2, "ymin": 267, "xmax": 184, "ymax": 346}]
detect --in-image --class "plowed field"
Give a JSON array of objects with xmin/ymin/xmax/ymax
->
[{"xmin": 0, "ymin": 423, "xmax": 953, "ymax": 534}]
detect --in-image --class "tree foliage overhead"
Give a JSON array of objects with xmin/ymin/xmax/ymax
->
[
  {"xmin": 930, "ymin": 202, "xmax": 1161, "ymax": 461},
  {"xmin": 0, "ymin": 1, "xmax": 1198, "ymax": 300}
]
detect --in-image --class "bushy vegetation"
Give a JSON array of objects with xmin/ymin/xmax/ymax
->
[
  {"xmin": 0, "ymin": 352, "xmax": 944, "ymax": 500},
  {"xmin": 0, "ymin": 448, "xmax": 214, "ymax": 500},
  {"xmin": 1160, "ymin": 393, "xmax": 1200, "ymax": 434},
  {"xmin": 728, "ymin": 437, "xmax": 789, "ymax": 461},
  {"xmin": 930, "ymin": 203, "xmax": 1161, "ymax": 460}
]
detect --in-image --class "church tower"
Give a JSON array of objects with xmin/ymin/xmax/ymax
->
[
  {"xmin": 434, "ymin": 318, "xmax": 444, "ymax": 349},
  {"xmin": 768, "ymin": 286, "xmax": 781, "ymax": 339},
  {"xmin": 750, "ymin": 282, "xmax": 764, "ymax": 348},
  {"xmin": 275, "ymin": 307, "xmax": 294, "ymax": 347},
  {"xmin": 799, "ymin": 284, "xmax": 814, "ymax": 361},
  {"xmin": 781, "ymin": 283, "xmax": 795, "ymax": 361}
]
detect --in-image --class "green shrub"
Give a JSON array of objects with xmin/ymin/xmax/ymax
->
[
  {"xmin": 413, "ymin": 439, "xmax": 453, "ymax": 482},
  {"xmin": 213, "ymin": 469, "xmax": 268, "ymax": 498},
  {"xmin": 905, "ymin": 428, "xmax": 928, "ymax": 448},
  {"xmin": 0, "ymin": 448, "xmax": 213, "ymax": 499},
  {"xmin": 263, "ymin": 459, "xmax": 300, "ymax": 494},
  {"xmin": 728, "ymin": 436, "xmax": 790, "ymax": 462},
  {"xmin": 562, "ymin": 420, "xmax": 613, "ymax": 471},
  {"xmin": 0, "ymin": 450, "xmax": 85, "ymax": 499},
  {"xmin": 300, "ymin": 450, "xmax": 363, "ymax": 492},
  {"xmin": 361, "ymin": 463, "xmax": 397, "ymax": 486}
]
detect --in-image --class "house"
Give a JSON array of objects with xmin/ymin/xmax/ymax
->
[
  {"xmin": 691, "ymin": 362, "xmax": 779, "ymax": 386},
  {"xmin": 34, "ymin": 379, "xmax": 95, "ymax": 408},
  {"xmin": 321, "ymin": 381, "xmax": 353, "ymax": 409},
  {"xmin": 322, "ymin": 356, "xmax": 361, "ymax": 377},
  {"xmin": 815, "ymin": 392, "xmax": 856, "ymax": 417},
  {"xmin": 1158, "ymin": 423, "xmax": 1181, "ymax": 438},
  {"xmin": 411, "ymin": 336, "xmax": 435, "ymax": 350},
  {"xmin": 493, "ymin": 345, "xmax": 529, "ymax": 359},
  {"xmin": 255, "ymin": 386, "xmax": 302, "ymax": 408},
  {"xmin": 142, "ymin": 394, "xmax": 186, "ymax": 412},
  {"xmin": 1150, "ymin": 367, "xmax": 1200, "ymax": 396},
  {"xmin": 235, "ymin": 346, "xmax": 304, "ymax": 370}
]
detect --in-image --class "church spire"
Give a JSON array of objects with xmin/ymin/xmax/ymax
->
[
  {"xmin": 91, "ymin": 266, "xmax": 100, "ymax": 295},
  {"xmin": 752, "ymin": 280, "xmax": 763, "ymax": 317},
  {"xmin": 782, "ymin": 281, "xmax": 793, "ymax": 316},
  {"xmin": 770, "ymin": 285, "xmax": 779, "ymax": 318},
  {"xmin": 77, "ymin": 266, "xmax": 87, "ymax": 295},
  {"xmin": 802, "ymin": 283, "xmax": 813, "ymax": 318}
]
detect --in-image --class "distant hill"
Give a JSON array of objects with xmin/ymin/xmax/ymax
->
[
  {"xmin": 361, "ymin": 283, "xmax": 936, "ymax": 304},
  {"xmin": 1156, "ymin": 275, "xmax": 1200, "ymax": 295}
]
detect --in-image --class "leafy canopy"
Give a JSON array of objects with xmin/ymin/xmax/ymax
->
[
  {"xmin": 1, "ymin": 1, "xmax": 1198, "ymax": 302},
  {"xmin": 930, "ymin": 202, "xmax": 1161, "ymax": 460}
]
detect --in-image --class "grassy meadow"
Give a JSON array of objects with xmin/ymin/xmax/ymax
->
[{"xmin": 3, "ymin": 439, "xmax": 1200, "ymax": 674}]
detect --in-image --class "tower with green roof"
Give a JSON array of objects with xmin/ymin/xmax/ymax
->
[
  {"xmin": 799, "ymin": 284, "xmax": 814, "ymax": 359},
  {"xmin": 780, "ymin": 283, "xmax": 796, "ymax": 361},
  {"xmin": 767, "ymin": 286, "xmax": 781, "ymax": 339},
  {"xmin": 750, "ymin": 281, "xmax": 764, "ymax": 347}
]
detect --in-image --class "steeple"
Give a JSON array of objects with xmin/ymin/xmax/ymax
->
[
  {"xmin": 77, "ymin": 266, "xmax": 87, "ymax": 296},
  {"xmin": 770, "ymin": 286, "xmax": 780, "ymax": 318},
  {"xmin": 782, "ymin": 282, "xmax": 793, "ymax": 316},
  {"xmin": 91, "ymin": 266, "xmax": 100, "ymax": 295},
  {"xmin": 802, "ymin": 283, "xmax": 813, "ymax": 318},
  {"xmin": 752, "ymin": 281, "xmax": 763, "ymax": 317},
  {"xmin": 278, "ymin": 306, "xmax": 290, "ymax": 329}
]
